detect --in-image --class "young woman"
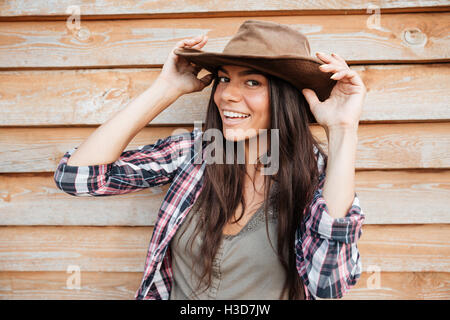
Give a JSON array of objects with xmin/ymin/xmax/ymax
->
[{"xmin": 54, "ymin": 20, "xmax": 366, "ymax": 300}]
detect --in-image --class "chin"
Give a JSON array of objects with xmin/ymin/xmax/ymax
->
[{"xmin": 222, "ymin": 124, "xmax": 259, "ymax": 142}]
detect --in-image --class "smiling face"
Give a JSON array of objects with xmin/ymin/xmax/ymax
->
[{"xmin": 214, "ymin": 65, "xmax": 271, "ymax": 141}]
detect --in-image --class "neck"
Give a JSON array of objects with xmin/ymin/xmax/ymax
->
[{"xmin": 244, "ymin": 131, "xmax": 270, "ymax": 180}]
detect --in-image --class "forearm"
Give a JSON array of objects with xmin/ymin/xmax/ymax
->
[
  {"xmin": 66, "ymin": 79, "xmax": 181, "ymax": 166},
  {"xmin": 322, "ymin": 126, "xmax": 358, "ymax": 219}
]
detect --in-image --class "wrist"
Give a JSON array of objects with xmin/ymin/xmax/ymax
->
[
  {"xmin": 326, "ymin": 127, "xmax": 358, "ymax": 159},
  {"xmin": 152, "ymin": 77, "xmax": 183, "ymax": 100},
  {"xmin": 325, "ymin": 124, "xmax": 358, "ymax": 140}
]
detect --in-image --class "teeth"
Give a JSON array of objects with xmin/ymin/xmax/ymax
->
[{"xmin": 223, "ymin": 110, "xmax": 250, "ymax": 118}]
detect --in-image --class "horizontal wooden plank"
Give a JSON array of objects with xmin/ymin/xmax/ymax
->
[
  {"xmin": 1, "ymin": 64, "xmax": 448, "ymax": 126},
  {"xmin": 355, "ymin": 170, "xmax": 450, "ymax": 224},
  {"xmin": 359, "ymin": 64, "xmax": 450, "ymax": 121},
  {"xmin": 0, "ymin": 173, "xmax": 171, "ymax": 226},
  {"xmin": 0, "ymin": 14, "xmax": 449, "ymax": 68},
  {"xmin": 342, "ymin": 272, "xmax": 450, "ymax": 300},
  {"xmin": 0, "ymin": 271, "xmax": 448, "ymax": 300},
  {"xmin": 0, "ymin": 126, "xmax": 188, "ymax": 173},
  {"xmin": 360, "ymin": 224, "xmax": 450, "ymax": 273},
  {"xmin": 1, "ymin": 170, "xmax": 449, "ymax": 226},
  {"xmin": 0, "ymin": 225, "xmax": 448, "ymax": 272},
  {"xmin": 1, "ymin": 0, "xmax": 449, "ymax": 18},
  {"xmin": 349, "ymin": 122, "xmax": 450, "ymax": 169},
  {"xmin": 0, "ymin": 271, "xmax": 142, "ymax": 300},
  {"xmin": 0, "ymin": 68, "xmax": 212, "ymax": 126},
  {"xmin": 1, "ymin": 123, "xmax": 449, "ymax": 173},
  {"xmin": 0, "ymin": 226, "xmax": 152, "ymax": 272}
]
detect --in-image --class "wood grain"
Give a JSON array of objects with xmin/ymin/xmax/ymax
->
[
  {"xmin": 342, "ymin": 272, "xmax": 450, "ymax": 300},
  {"xmin": 1, "ymin": 64, "xmax": 448, "ymax": 126},
  {"xmin": 1, "ymin": 170, "xmax": 449, "ymax": 226},
  {"xmin": 1, "ymin": 123, "xmax": 449, "ymax": 173},
  {"xmin": 0, "ymin": 68, "xmax": 211, "ymax": 126},
  {"xmin": 0, "ymin": 225, "xmax": 448, "ymax": 272},
  {"xmin": 0, "ymin": 0, "xmax": 448, "ymax": 302},
  {"xmin": 0, "ymin": 271, "xmax": 142, "ymax": 300},
  {"xmin": 1, "ymin": 0, "xmax": 449, "ymax": 18},
  {"xmin": 0, "ymin": 271, "xmax": 448, "ymax": 300},
  {"xmin": 0, "ymin": 14, "xmax": 449, "ymax": 68},
  {"xmin": 0, "ymin": 126, "xmax": 190, "ymax": 173}
]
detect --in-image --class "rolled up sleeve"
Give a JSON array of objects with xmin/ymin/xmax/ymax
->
[
  {"xmin": 54, "ymin": 130, "xmax": 195, "ymax": 197},
  {"xmin": 296, "ymin": 148, "xmax": 365, "ymax": 299},
  {"xmin": 305, "ymin": 178, "xmax": 364, "ymax": 244}
]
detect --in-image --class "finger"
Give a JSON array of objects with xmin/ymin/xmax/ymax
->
[
  {"xmin": 302, "ymin": 88, "xmax": 320, "ymax": 107},
  {"xmin": 319, "ymin": 64, "xmax": 347, "ymax": 73},
  {"xmin": 175, "ymin": 35, "xmax": 203, "ymax": 49},
  {"xmin": 330, "ymin": 70, "xmax": 345, "ymax": 80},
  {"xmin": 183, "ymin": 62, "xmax": 202, "ymax": 75},
  {"xmin": 192, "ymin": 35, "xmax": 208, "ymax": 49},
  {"xmin": 190, "ymin": 63, "xmax": 202, "ymax": 74},
  {"xmin": 316, "ymin": 52, "xmax": 347, "ymax": 71},
  {"xmin": 330, "ymin": 52, "xmax": 348, "ymax": 65},
  {"xmin": 315, "ymin": 52, "xmax": 333, "ymax": 64},
  {"xmin": 170, "ymin": 36, "xmax": 203, "ymax": 65},
  {"xmin": 330, "ymin": 69, "xmax": 364, "ymax": 86}
]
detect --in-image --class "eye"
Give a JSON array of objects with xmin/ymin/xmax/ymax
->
[
  {"xmin": 218, "ymin": 76, "xmax": 228, "ymax": 83},
  {"xmin": 246, "ymin": 80, "xmax": 260, "ymax": 87}
]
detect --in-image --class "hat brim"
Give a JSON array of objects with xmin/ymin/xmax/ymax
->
[{"xmin": 174, "ymin": 47, "xmax": 337, "ymax": 102}]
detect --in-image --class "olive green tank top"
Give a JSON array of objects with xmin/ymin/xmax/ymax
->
[{"xmin": 169, "ymin": 182, "xmax": 288, "ymax": 300}]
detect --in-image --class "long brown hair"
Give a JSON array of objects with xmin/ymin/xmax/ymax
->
[{"xmin": 175, "ymin": 69, "xmax": 327, "ymax": 299}]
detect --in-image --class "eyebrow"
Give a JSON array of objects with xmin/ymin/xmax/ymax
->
[{"xmin": 217, "ymin": 66, "xmax": 266, "ymax": 77}]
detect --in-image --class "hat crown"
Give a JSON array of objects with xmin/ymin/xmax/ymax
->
[
  {"xmin": 222, "ymin": 20, "xmax": 311, "ymax": 57},
  {"xmin": 172, "ymin": 19, "xmax": 336, "ymax": 113}
]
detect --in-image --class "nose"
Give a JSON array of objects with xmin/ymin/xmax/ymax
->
[{"xmin": 220, "ymin": 80, "xmax": 242, "ymax": 102}]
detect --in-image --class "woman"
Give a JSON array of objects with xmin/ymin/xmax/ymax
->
[{"xmin": 54, "ymin": 20, "xmax": 366, "ymax": 300}]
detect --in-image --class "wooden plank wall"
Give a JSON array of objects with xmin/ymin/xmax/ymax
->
[{"xmin": 1, "ymin": 1, "xmax": 449, "ymax": 300}]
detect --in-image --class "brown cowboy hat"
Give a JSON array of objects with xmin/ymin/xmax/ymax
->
[{"xmin": 174, "ymin": 19, "xmax": 337, "ymax": 123}]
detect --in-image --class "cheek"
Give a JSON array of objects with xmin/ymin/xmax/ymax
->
[
  {"xmin": 248, "ymin": 94, "xmax": 270, "ymax": 125},
  {"xmin": 213, "ymin": 87, "xmax": 222, "ymax": 106}
]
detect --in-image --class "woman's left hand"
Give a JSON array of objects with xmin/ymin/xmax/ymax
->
[{"xmin": 302, "ymin": 52, "xmax": 366, "ymax": 132}]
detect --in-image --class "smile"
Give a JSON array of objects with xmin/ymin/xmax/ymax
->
[{"xmin": 222, "ymin": 110, "xmax": 251, "ymax": 126}]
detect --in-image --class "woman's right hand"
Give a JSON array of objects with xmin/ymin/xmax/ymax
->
[{"xmin": 156, "ymin": 34, "xmax": 214, "ymax": 97}]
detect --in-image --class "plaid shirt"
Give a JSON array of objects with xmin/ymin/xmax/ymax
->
[{"xmin": 54, "ymin": 127, "xmax": 365, "ymax": 300}]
